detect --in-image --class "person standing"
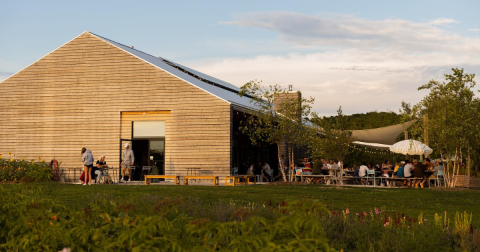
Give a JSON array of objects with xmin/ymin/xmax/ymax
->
[
  {"xmin": 121, "ymin": 143, "xmax": 135, "ymax": 182},
  {"xmin": 81, "ymin": 147, "xmax": 94, "ymax": 185},
  {"xmin": 262, "ymin": 162, "xmax": 272, "ymax": 182}
]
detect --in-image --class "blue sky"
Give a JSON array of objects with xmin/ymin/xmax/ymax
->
[{"xmin": 2, "ymin": 0, "xmax": 480, "ymax": 115}]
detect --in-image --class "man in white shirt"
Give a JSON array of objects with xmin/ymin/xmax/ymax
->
[
  {"xmin": 121, "ymin": 143, "xmax": 135, "ymax": 182},
  {"xmin": 262, "ymin": 162, "xmax": 272, "ymax": 182},
  {"xmin": 359, "ymin": 163, "xmax": 368, "ymax": 177},
  {"xmin": 359, "ymin": 162, "xmax": 369, "ymax": 185},
  {"xmin": 404, "ymin": 161, "xmax": 414, "ymax": 178}
]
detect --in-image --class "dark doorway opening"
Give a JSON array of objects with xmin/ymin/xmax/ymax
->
[{"xmin": 121, "ymin": 139, "xmax": 165, "ymax": 181}]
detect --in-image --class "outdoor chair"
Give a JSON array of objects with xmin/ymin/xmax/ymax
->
[
  {"xmin": 141, "ymin": 166, "xmax": 152, "ymax": 184},
  {"xmin": 429, "ymin": 170, "xmax": 444, "ymax": 187},
  {"xmin": 366, "ymin": 170, "xmax": 376, "ymax": 186}
]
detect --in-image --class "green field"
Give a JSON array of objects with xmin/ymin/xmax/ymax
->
[{"xmin": 10, "ymin": 183, "xmax": 480, "ymax": 226}]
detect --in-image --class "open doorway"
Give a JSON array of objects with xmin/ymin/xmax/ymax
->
[{"xmin": 123, "ymin": 139, "xmax": 164, "ymax": 180}]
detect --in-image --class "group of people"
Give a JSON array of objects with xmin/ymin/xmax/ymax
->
[
  {"xmin": 80, "ymin": 143, "xmax": 136, "ymax": 184},
  {"xmin": 80, "ymin": 147, "xmax": 109, "ymax": 185},
  {"xmin": 354, "ymin": 158, "xmax": 444, "ymax": 187},
  {"xmin": 240, "ymin": 156, "xmax": 324, "ymax": 182},
  {"xmin": 277, "ymin": 156, "xmax": 445, "ymax": 187}
]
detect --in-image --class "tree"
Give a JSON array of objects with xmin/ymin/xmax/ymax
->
[
  {"xmin": 310, "ymin": 107, "xmax": 353, "ymax": 185},
  {"xmin": 417, "ymin": 68, "xmax": 480, "ymax": 187},
  {"xmin": 238, "ymin": 81, "xmax": 315, "ymax": 182}
]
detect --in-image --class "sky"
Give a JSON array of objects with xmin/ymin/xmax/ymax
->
[{"xmin": 2, "ymin": 0, "xmax": 480, "ymax": 116}]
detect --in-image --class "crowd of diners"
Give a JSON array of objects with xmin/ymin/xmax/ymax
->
[
  {"xmin": 347, "ymin": 158, "xmax": 445, "ymax": 187},
  {"xmin": 300, "ymin": 157, "xmax": 444, "ymax": 187}
]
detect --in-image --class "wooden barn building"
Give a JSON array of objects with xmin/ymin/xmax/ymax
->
[{"xmin": 0, "ymin": 31, "xmax": 279, "ymax": 179}]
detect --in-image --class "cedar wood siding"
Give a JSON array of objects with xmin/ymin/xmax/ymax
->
[{"xmin": 0, "ymin": 32, "xmax": 231, "ymax": 177}]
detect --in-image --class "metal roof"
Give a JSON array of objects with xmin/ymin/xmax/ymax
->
[{"xmin": 90, "ymin": 32, "xmax": 256, "ymax": 110}]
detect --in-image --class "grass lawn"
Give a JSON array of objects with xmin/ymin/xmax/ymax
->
[{"xmin": 8, "ymin": 183, "xmax": 480, "ymax": 227}]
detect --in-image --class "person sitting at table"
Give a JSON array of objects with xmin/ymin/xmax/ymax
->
[
  {"xmin": 303, "ymin": 158, "xmax": 313, "ymax": 175},
  {"xmin": 381, "ymin": 159, "xmax": 392, "ymax": 176},
  {"xmin": 403, "ymin": 160, "xmax": 414, "ymax": 186},
  {"xmin": 393, "ymin": 161, "xmax": 400, "ymax": 177},
  {"xmin": 94, "ymin": 155, "xmax": 108, "ymax": 184},
  {"xmin": 297, "ymin": 159, "xmax": 305, "ymax": 168},
  {"xmin": 423, "ymin": 158, "xmax": 435, "ymax": 186},
  {"xmin": 353, "ymin": 165, "xmax": 359, "ymax": 177},
  {"xmin": 412, "ymin": 159, "xmax": 426, "ymax": 188},
  {"xmin": 312, "ymin": 158, "xmax": 322, "ymax": 175},
  {"xmin": 246, "ymin": 163, "xmax": 255, "ymax": 176},
  {"xmin": 425, "ymin": 158, "xmax": 434, "ymax": 171},
  {"xmin": 397, "ymin": 161, "xmax": 405, "ymax": 178},
  {"xmin": 433, "ymin": 160, "xmax": 444, "ymax": 176},
  {"xmin": 359, "ymin": 162, "xmax": 368, "ymax": 185},
  {"xmin": 310, "ymin": 158, "xmax": 325, "ymax": 184},
  {"xmin": 426, "ymin": 160, "xmax": 444, "ymax": 186}
]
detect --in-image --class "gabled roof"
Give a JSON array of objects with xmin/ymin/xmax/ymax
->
[{"xmin": 89, "ymin": 32, "xmax": 256, "ymax": 109}]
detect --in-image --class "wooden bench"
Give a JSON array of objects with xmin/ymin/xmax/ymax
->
[
  {"xmin": 183, "ymin": 176, "xmax": 219, "ymax": 186},
  {"xmin": 144, "ymin": 175, "xmax": 181, "ymax": 185},
  {"xmin": 296, "ymin": 175, "xmax": 334, "ymax": 185},
  {"xmin": 225, "ymin": 175, "xmax": 257, "ymax": 186}
]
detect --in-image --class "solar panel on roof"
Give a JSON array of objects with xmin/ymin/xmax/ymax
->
[
  {"xmin": 89, "ymin": 32, "xmax": 258, "ymax": 110},
  {"xmin": 161, "ymin": 59, "xmax": 242, "ymax": 92}
]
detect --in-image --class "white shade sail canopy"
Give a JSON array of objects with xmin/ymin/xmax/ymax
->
[
  {"xmin": 389, "ymin": 140, "xmax": 433, "ymax": 155},
  {"xmin": 351, "ymin": 120, "xmax": 417, "ymax": 145}
]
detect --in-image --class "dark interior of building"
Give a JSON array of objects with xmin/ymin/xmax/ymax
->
[{"xmin": 231, "ymin": 109, "xmax": 279, "ymax": 176}]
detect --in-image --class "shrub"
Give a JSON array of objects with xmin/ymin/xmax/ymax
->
[
  {"xmin": 0, "ymin": 185, "xmax": 479, "ymax": 251},
  {"xmin": 0, "ymin": 156, "xmax": 51, "ymax": 183}
]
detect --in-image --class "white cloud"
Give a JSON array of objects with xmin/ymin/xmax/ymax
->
[
  {"xmin": 185, "ymin": 12, "xmax": 480, "ymax": 115},
  {"xmin": 221, "ymin": 12, "xmax": 479, "ymax": 54},
  {"xmin": 468, "ymin": 28, "xmax": 480, "ymax": 32},
  {"xmin": 428, "ymin": 18, "xmax": 459, "ymax": 25}
]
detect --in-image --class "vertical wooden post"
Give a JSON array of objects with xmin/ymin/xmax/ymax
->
[
  {"xmin": 404, "ymin": 131, "xmax": 409, "ymax": 159},
  {"xmin": 424, "ymin": 114, "xmax": 429, "ymax": 158}
]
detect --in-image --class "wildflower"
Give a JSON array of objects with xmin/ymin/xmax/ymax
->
[
  {"xmin": 8, "ymin": 152, "xmax": 12, "ymax": 155},
  {"xmin": 41, "ymin": 159, "xmax": 45, "ymax": 163},
  {"xmin": 9, "ymin": 159, "xmax": 14, "ymax": 162},
  {"xmin": 50, "ymin": 222, "xmax": 53, "ymax": 227},
  {"xmin": 20, "ymin": 158, "xmax": 24, "ymax": 161},
  {"xmin": 346, "ymin": 208, "xmax": 350, "ymax": 214},
  {"xmin": 38, "ymin": 157, "xmax": 41, "ymax": 160},
  {"xmin": 31, "ymin": 161, "xmax": 35, "ymax": 164},
  {"xmin": 52, "ymin": 216, "xmax": 57, "ymax": 221},
  {"xmin": 356, "ymin": 213, "xmax": 359, "ymax": 216},
  {"xmin": 384, "ymin": 222, "xmax": 390, "ymax": 227},
  {"xmin": 375, "ymin": 207, "xmax": 379, "ymax": 215}
]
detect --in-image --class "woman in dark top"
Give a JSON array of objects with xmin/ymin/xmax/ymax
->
[
  {"xmin": 413, "ymin": 160, "xmax": 426, "ymax": 188},
  {"xmin": 93, "ymin": 155, "xmax": 108, "ymax": 184}
]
